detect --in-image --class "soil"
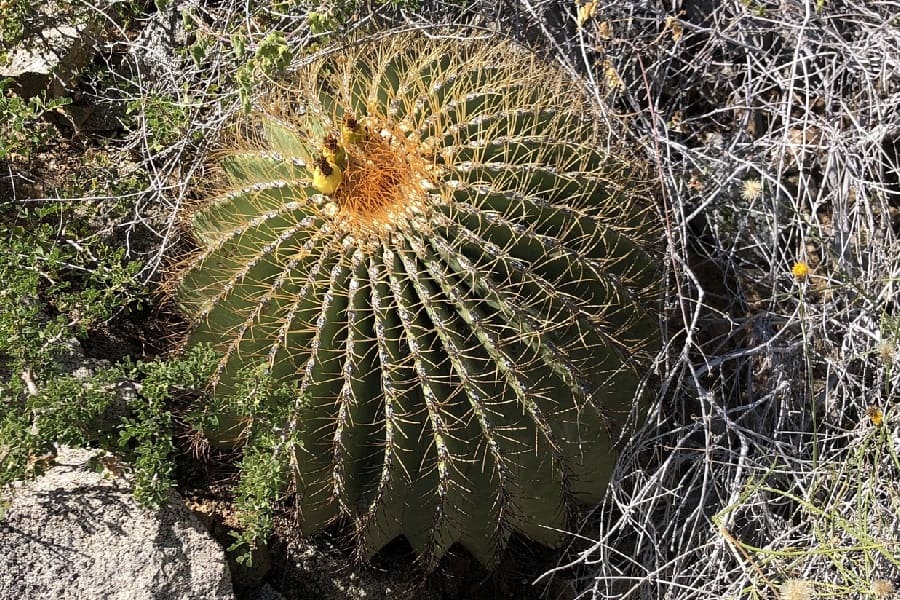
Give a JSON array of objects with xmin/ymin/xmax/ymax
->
[{"xmin": 172, "ymin": 441, "xmax": 570, "ymax": 600}]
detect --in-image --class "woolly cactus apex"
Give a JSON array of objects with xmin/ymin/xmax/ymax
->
[{"xmin": 175, "ymin": 32, "xmax": 660, "ymax": 567}]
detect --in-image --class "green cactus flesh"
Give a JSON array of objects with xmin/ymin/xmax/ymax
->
[{"xmin": 176, "ymin": 33, "xmax": 659, "ymax": 566}]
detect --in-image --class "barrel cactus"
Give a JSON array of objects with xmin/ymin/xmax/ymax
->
[{"xmin": 175, "ymin": 32, "xmax": 659, "ymax": 566}]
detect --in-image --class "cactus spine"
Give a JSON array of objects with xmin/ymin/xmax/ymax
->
[{"xmin": 175, "ymin": 32, "xmax": 659, "ymax": 567}]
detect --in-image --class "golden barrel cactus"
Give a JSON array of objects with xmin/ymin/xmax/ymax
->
[{"xmin": 175, "ymin": 32, "xmax": 659, "ymax": 566}]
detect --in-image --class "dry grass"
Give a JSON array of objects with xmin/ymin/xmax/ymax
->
[{"xmin": 518, "ymin": 1, "xmax": 900, "ymax": 598}]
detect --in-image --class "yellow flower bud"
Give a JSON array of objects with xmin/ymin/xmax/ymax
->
[
  {"xmin": 312, "ymin": 156, "xmax": 342, "ymax": 195},
  {"xmin": 323, "ymin": 134, "xmax": 346, "ymax": 166},
  {"xmin": 866, "ymin": 405, "xmax": 884, "ymax": 427},
  {"xmin": 341, "ymin": 115, "xmax": 364, "ymax": 146}
]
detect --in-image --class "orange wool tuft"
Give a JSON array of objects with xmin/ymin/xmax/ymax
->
[{"xmin": 331, "ymin": 123, "xmax": 430, "ymax": 235}]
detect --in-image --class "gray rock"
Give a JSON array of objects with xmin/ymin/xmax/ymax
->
[
  {"xmin": 0, "ymin": 446, "xmax": 235, "ymax": 600},
  {"xmin": 130, "ymin": 0, "xmax": 194, "ymax": 85},
  {"xmin": 0, "ymin": 3, "xmax": 101, "ymax": 98},
  {"xmin": 255, "ymin": 583, "xmax": 287, "ymax": 600}
]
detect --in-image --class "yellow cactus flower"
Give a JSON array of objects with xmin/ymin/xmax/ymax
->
[{"xmin": 312, "ymin": 156, "xmax": 342, "ymax": 195}]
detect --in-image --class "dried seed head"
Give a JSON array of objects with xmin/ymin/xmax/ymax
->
[
  {"xmin": 779, "ymin": 579, "xmax": 813, "ymax": 600},
  {"xmin": 872, "ymin": 579, "xmax": 894, "ymax": 599},
  {"xmin": 316, "ymin": 156, "xmax": 333, "ymax": 176},
  {"xmin": 741, "ymin": 178, "xmax": 763, "ymax": 201},
  {"xmin": 877, "ymin": 340, "xmax": 895, "ymax": 362}
]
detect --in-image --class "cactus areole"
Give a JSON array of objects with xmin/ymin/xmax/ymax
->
[{"xmin": 175, "ymin": 33, "xmax": 660, "ymax": 567}]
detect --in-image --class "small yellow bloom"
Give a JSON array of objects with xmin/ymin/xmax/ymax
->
[
  {"xmin": 791, "ymin": 261, "xmax": 810, "ymax": 280},
  {"xmin": 866, "ymin": 405, "xmax": 884, "ymax": 427},
  {"xmin": 322, "ymin": 134, "xmax": 346, "ymax": 166},
  {"xmin": 341, "ymin": 115, "xmax": 365, "ymax": 146}
]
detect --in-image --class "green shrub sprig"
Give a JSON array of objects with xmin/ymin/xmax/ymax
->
[{"xmin": 0, "ymin": 208, "xmax": 218, "ymax": 509}]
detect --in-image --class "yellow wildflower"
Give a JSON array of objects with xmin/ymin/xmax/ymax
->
[
  {"xmin": 866, "ymin": 405, "xmax": 884, "ymax": 427},
  {"xmin": 791, "ymin": 261, "xmax": 810, "ymax": 280}
]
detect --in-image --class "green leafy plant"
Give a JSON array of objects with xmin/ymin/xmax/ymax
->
[
  {"xmin": 175, "ymin": 32, "xmax": 660, "ymax": 567},
  {"xmin": 304, "ymin": 0, "xmax": 429, "ymax": 36},
  {"xmin": 0, "ymin": 79, "xmax": 70, "ymax": 160},
  {"xmin": 235, "ymin": 32, "xmax": 293, "ymax": 113},
  {"xmin": 126, "ymin": 92, "xmax": 197, "ymax": 153},
  {"xmin": 0, "ymin": 207, "xmax": 217, "ymax": 508},
  {"xmin": 223, "ymin": 364, "xmax": 298, "ymax": 563},
  {"xmin": 0, "ymin": 0, "xmax": 32, "ymax": 54},
  {"xmin": 1, "ymin": 345, "xmax": 218, "ymax": 506}
]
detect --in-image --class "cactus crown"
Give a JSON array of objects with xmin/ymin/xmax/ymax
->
[{"xmin": 175, "ymin": 32, "xmax": 660, "ymax": 567}]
